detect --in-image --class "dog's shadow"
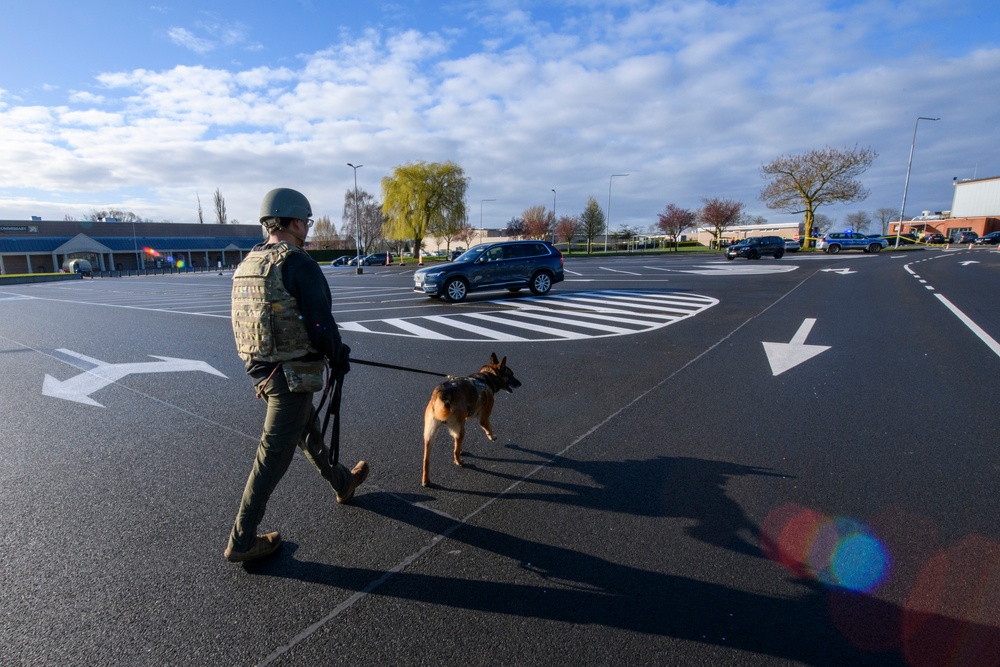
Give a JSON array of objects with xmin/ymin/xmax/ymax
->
[{"xmin": 429, "ymin": 445, "xmax": 785, "ymax": 558}]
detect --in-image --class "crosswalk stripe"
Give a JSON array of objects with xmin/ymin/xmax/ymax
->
[
  {"xmin": 424, "ymin": 315, "xmax": 528, "ymax": 341},
  {"xmin": 464, "ymin": 312, "xmax": 592, "ymax": 339},
  {"xmin": 543, "ymin": 294, "xmax": 698, "ymax": 315},
  {"xmin": 500, "ymin": 310, "xmax": 640, "ymax": 334},
  {"xmin": 340, "ymin": 290, "xmax": 717, "ymax": 342}
]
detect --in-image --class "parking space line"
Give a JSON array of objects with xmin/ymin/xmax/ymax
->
[{"xmin": 935, "ymin": 294, "xmax": 1000, "ymax": 358}]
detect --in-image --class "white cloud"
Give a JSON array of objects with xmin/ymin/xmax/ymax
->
[
  {"xmin": 167, "ymin": 27, "xmax": 215, "ymax": 54},
  {"xmin": 0, "ymin": 1, "xmax": 998, "ymax": 227}
]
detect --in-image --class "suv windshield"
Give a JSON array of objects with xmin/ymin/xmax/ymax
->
[{"xmin": 453, "ymin": 246, "xmax": 485, "ymax": 263}]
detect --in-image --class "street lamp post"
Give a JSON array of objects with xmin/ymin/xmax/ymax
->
[
  {"xmin": 551, "ymin": 189, "xmax": 556, "ymax": 244},
  {"xmin": 605, "ymin": 173, "xmax": 629, "ymax": 252},
  {"xmin": 347, "ymin": 162, "xmax": 363, "ymax": 274},
  {"xmin": 481, "ymin": 199, "xmax": 495, "ymax": 245},
  {"xmin": 896, "ymin": 117, "xmax": 939, "ymax": 248},
  {"xmin": 130, "ymin": 218, "xmax": 140, "ymax": 272}
]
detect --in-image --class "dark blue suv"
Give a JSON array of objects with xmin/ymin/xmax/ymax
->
[{"xmin": 414, "ymin": 240, "xmax": 564, "ymax": 302}]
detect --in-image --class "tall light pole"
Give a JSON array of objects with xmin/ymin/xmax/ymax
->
[
  {"xmin": 347, "ymin": 162, "xmax": 363, "ymax": 274},
  {"xmin": 481, "ymin": 199, "xmax": 495, "ymax": 245},
  {"xmin": 551, "ymin": 189, "xmax": 556, "ymax": 244},
  {"xmin": 896, "ymin": 117, "xmax": 939, "ymax": 248},
  {"xmin": 606, "ymin": 173, "xmax": 629, "ymax": 252}
]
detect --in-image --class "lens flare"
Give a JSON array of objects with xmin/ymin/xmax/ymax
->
[{"xmin": 763, "ymin": 504, "xmax": 890, "ymax": 592}]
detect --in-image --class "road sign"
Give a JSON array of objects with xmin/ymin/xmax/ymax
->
[{"xmin": 43, "ymin": 348, "xmax": 227, "ymax": 407}]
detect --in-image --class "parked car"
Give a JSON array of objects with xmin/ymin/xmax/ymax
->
[
  {"xmin": 882, "ymin": 233, "xmax": 917, "ymax": 246},
  {"xmin": 817, "ymin": 232, "xmax": 887, "ymax": 254},
  {"xmin": 951, "ymin": 231, "xmax": 978, "ymax": 244},
  {"xmin": 923, "ymin": 233, "xmax": 946, "ymax": 245},
  {"xmin": 974, "ymin": 231, "xmax": 1000, "ymax": 245},
  {"xmin": 413, "ymin": 240, "xmax": 564, "ymax": 302},
  {"xmin": 362, "ymin": 252, "xmax": 394, "ymax": 266},
  {"xmin": 783, "ymin": 238, "xmax": 801, "ymax": 252},
  {"xmin": 330, "ymin": 256, "xmax": 352, "ymax": 267},
  {"xmin": 725, "ymin": 236, "xmax": 785, "ymax": 260}
]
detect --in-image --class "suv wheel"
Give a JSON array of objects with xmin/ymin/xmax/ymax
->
[
  {"xmin": 827, "ymin": 244, "xmax": 841, "ymax": 254},
  {"xmin": 747, "ymin": 249, "xmax": 760, "ymax": 260},
  {"xmin": 443, "ymin": 277, "xmax": 468, "ymax": 302},
  {"xmin": 868, "ymin": 243, "xmax": 882, "ymax": 253},
  {"xmin": 529, "ymin": 271, "xmax": 553, "ymax": 295},
  {"xmin": 774, "ymin": 249, "xmax": 784, "ymax": 259}
]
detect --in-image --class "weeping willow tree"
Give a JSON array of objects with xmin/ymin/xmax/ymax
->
[{"xmin": 381, "ymin": 161, "xmax": 468, "ymax": 258}]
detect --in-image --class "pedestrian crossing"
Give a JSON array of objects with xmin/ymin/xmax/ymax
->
[{"xmin": 339, "ymin": 290, "xmax": 718, "ymax": 342}]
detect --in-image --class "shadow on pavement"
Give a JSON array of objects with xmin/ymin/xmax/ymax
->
[{"xmin": 249, "ymin": 453, "xmax": 999, "ymax": 666}]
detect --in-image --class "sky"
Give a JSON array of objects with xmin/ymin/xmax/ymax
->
[{"xmin": 1, "ymin": 0, "xmax": 998, "ymax": 232}]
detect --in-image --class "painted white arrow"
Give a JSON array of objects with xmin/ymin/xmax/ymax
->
[
  {"xmin": 821, "ymin": 268, "xmax": 856, "ymax": 275},
  {"xmin": 960, "ymin": 261, "xmax": 979, "ymax": 266},
  {"xmin": 762, "ymin": 319, "xmax": 831, "ymax": 376},
  {"xmin": 43, "ymin": 349, "xmax": 227, "ymax": 407}
]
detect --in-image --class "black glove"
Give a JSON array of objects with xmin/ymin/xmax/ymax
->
[{"xmin": 334, "ymin": 343, "xmax": 351, "ymax": 376}]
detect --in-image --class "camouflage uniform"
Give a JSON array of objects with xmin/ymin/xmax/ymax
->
[{"xmin": 227, "ymin": 241, "xmax": 354, "ymax": 555}]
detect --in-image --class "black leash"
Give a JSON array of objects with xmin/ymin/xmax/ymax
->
[
  {"xmin": 306, "ymin": 361, "xmax": 345, "ymax": 468},
  {"xmin": 348, "ymin": 357, "xmax": 451, "ymax": 378},
  {"xmin": 309, "ymin": 358, "xmax": 450, "ymax": 468}
]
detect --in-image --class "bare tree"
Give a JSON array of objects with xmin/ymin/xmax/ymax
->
[
  {"xmin": 760, "ymin": 145, "xmax": 877, "ymax": 247},
  {"xmin": 88, "ymin": 208, "xmax": 144, "ymax": 223},
  {"xmin": 214, "ymin": 188, "xmax": 228, "ymax": 225},
  {"xmin": 197, "ymin": 195, "xmax": 205, "ymax": 224},
  {"xmin": 612, "ymin": 225, "xmax": 641, "ymax": 251},
  {"xmin": 874, "ymin": 207, "xmax": 897, "ymax": 236},
  {"xmin": 454, "ymin": 225, "xmax": 477, "ymax": 248},
  {"xmin": 579, "ymin": 197, "xmax": 605, "ymax": 254},
  {"xmin": 698, "ymin": 197, "xmax": 745, "ymax": 249},
  {"xmin": 432, "ymin": 214, "xmax": 474, "ymax": 254},
  {"xmin": 503, "ymin": 217, "xmax": 525, "ymax": 240},
  {"xmin": 342, "ymin": 187, "xmax": 387, "ymax": 253},
  {"xmin": 813, "ymin": 213, "xmax": 835, "ymax": 237},
  {"xmin": 657, "ymin": 203, "xmax": 696, "ymax": 251},
  {"xmin": 846, "ymin": 210, "xmax": 872, "ymax": 234},
  {"xmin": 555, "ymin": 215, "xmax": 580, "ymax": 253},
  {"xmin": 521, "ymin": 205, "xmax": 552, "ymax": 240},
  {"xmin": 310, "ymin": 215, "xmax": 340, "ymax": 250}
]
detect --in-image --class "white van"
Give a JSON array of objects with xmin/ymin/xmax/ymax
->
[{"xmin": 63, "ymin": 259, "xmax": 93, "ymax": 276}]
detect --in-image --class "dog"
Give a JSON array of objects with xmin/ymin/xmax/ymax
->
[{"xmin": 422, "ymin": 353, "xmax": 521, "ymax": 487}]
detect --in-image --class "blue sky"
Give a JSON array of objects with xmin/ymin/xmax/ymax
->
[{"xmin": 1, "ymin": 0, "xmax": 998, "ymax": 231}]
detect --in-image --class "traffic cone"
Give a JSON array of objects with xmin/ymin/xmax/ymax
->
[
  {"xmin": 418, "ymin": 250, "xmax": 424, "ymax": 266},
  {"xmin": 386, "ymin": 254, "xmax": 390, "ymax": 266}
]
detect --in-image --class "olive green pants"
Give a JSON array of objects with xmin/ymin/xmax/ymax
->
[{"xmin": 227, "ymin": 370, "xmax": 353, "ymax": 554}]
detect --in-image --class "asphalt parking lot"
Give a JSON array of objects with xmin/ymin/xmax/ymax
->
[{"xmin": 2, "ymin": 248, "xmax": 998, "ymax": 666}]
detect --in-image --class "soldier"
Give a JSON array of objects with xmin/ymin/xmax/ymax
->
[{"xmin": 224, "ymin": 187, "xmax": 368, "ymax": 563}]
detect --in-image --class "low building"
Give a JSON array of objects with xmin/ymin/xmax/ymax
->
[
  {"xmin": 0, "ymin": 219, "xmax": 265, "ymax": 275},
  {"xmin": 695, "ymin": 221, "xmax": 804, "ymax": 247},
  {"xmin": 888, "ymin": 175, "xmax": 1000, "ymax": 239}
]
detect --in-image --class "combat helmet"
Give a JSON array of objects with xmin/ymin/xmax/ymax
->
[{"xmin": 259, "ymin": 188, "xmax": 312, "ymax": 223}]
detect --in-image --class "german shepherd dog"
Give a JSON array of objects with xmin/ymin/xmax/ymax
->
[{"xmin": 422, "ymin": 353, "xmax": 521, "ymax": 487}]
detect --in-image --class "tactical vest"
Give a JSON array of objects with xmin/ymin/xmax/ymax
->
[{"xmin": 231, "ymin": 242, "xmax": 317, "ymax": 364}]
